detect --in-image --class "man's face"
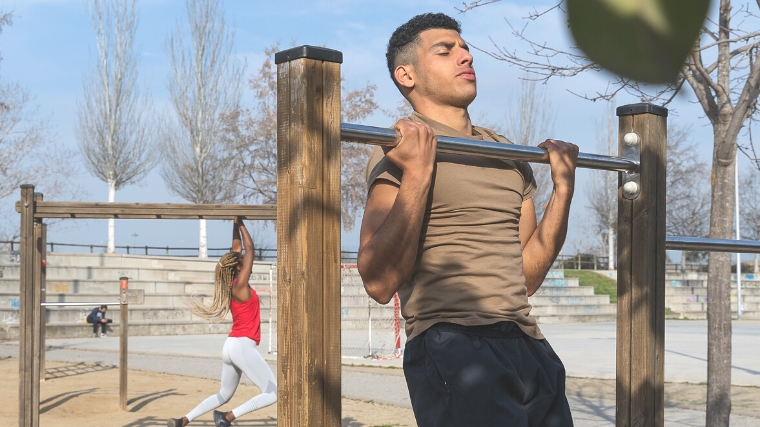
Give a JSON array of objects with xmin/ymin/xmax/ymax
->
[
  {"xmin": 411, "ymin": 28, "xmax": 476, "ymax": 108},
  {"xmin": 100, "ymin": 307, "xmax": 107, "ymax": 313}
]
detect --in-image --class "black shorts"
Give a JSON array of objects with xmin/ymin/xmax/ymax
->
[{"xmin": 403, "ymin": 321, "xmax": 574, "ymax": 427}]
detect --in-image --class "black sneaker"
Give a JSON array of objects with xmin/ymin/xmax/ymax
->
[
  {"xmin": 213, "ymin": 410, "xmax": 232, "ymax": 427},
  {"xmin": 166, "ymin": 418, "xmax": 182, "ymax": 427}
]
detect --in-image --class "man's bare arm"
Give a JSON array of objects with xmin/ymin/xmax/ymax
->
[
  {"xmin": 357, "ymin": 120, "xmax": 437, "ymax": 304},
  {"xmin": 520, "ymin": 139, "xmax": 578, "ymax": 296}
]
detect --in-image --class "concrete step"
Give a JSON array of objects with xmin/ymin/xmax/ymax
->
[
  {"xmin": 667, "ymin": 302, "xmax": 760, "ymax": 312},
  {"xmin": 541, "ymin": 278, "xmax": 580, "ymax": 287},
  {"xmin": 0, "ymin": 306, "xmax": 277, "ymax": 324},
  {"xmin": 531, "ymin": 304, "xmax": 617, "ymax": 316},
  {"xmin": 664, "ymin": 287, "xmax": 760, "ymax": 296},
  {"xmin": 665, "ymin": 295, "xmax": 760, "ymax": 304},
  {"xmin": 666, "ymin": 311, "xmax": 760, "ymax": 320},
  {"xmin": 534, "ymin": 313, "xmax": 617, "ymax": 323},
  {"xmin": 532, "ymin": 286, "xmax": 596, "ymax": 296},
  {"xmin": 529, "ymin": 295, "xmax": 611, "ymax": 306},
  {"xmin": 0, "ymin": 251, "xmax": 277, "ymax": 270}
]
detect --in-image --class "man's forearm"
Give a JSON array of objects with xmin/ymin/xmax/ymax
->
[
  {"xmin": 522, "ymin": 187, "xmax": 573, "ymax": 295},
  {"xmin": 358, "ymin": 176, "xmax": 431, "ymax": 304}
]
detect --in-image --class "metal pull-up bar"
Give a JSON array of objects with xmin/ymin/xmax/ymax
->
[{"xmin": 341, "ymin": 123, "xmax": 639, "ymax": 173}]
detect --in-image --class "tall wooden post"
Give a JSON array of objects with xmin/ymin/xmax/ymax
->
[
  {"xmin": 19, "ymin": 185, "xmax": 40, "ymax": 427},
  {"xmin": 275, "ymin": 45, "xmax": 342, "ymax": 427},
  {"xmin": 33, "ymin": 193, "xmax": 47, "ymax": 383},
  {"xmin": 616, "ymin": 103, "xmax": 667, "ymax": 427},
  {"xmin": 119, "ymin": 277, "xmax": 129, "ymax": 411}
]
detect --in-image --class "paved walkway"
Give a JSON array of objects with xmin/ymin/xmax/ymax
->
[{"xmin": 2, "ymin": 320, "xmax": 758, "ymax": 426}]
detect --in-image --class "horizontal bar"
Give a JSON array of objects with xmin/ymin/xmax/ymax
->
[
  {"xmin": 341, "ymin": 123, "xmax": 638, "ymax": 172},
  {"xmin": 16, "ymin": 201, "xmax": 277, "ymax": 220},
  {"xmin": 41, "ymin": 302, "xmax": 121, "ymax": 307},
  {"xmin": 666, "ymin": 236, "xmax": 760, "ymax": 253}
]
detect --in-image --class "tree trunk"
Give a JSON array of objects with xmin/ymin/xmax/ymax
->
[
  {"xmin": 706, "ymin": 140, "xmax": 734, "ymax": 427},
  {"xmin": 198, "ymin": 219, "xmax": 208, "ymax": 259},
  {"xmin": 107, "ymin": 181, "xmax": 116, "ymax": 254}
]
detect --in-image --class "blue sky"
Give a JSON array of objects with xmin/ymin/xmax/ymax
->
[{"xmin": 0, "ymin": 0, "xmax": 728, "ymax": 255}]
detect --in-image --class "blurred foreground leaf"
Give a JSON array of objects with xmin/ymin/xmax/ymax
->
[{"xmin": 567, "ymin": 0, "xmax": 710, "ymax": 83}]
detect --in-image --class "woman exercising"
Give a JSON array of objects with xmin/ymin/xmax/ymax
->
[{"xmin": 168, "ymin": 217, "xmax": 277, "ymax": 427}]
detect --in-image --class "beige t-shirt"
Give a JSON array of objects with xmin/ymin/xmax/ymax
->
[{"xmin": 365, "ymin": 112, "xmax": 543, "ymax": 342}]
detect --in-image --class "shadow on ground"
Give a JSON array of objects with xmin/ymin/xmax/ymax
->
[
  {"xmin": 122, "ymin": 417, "xmax": 276, "ymax": 426},
  {"xmin": 128, "ymin": 389, "xmax": 187, "ymax": 412},
  {"xmin": 40, "ymin": 388, "xmax": 98, "ymax": 414},
  {"xmin": 45, "ymin": 362, "xmax": 116, "ymax": 380}
]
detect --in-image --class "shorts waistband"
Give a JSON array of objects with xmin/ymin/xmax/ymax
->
[{"xmin": 428, "ymin": 321, "xmax": 526, "ymax": 338}]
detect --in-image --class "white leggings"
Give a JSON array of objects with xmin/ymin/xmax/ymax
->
[{"xmin": 185, "ymin": 337, "xmax": 277, "ymax": 421}]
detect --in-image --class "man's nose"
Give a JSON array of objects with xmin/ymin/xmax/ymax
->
[{"xmin": 458, "ymin": 50, "xmax": 473, "ymax": 66}]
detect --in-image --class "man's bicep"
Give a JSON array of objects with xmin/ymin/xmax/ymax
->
[
  {"xmin": 359, "ymin": 179, "xmax": 400, "ymax": 252},
  {"xmin": 519, "ymin": 198, "xmax": 537, "ymax": 249}
]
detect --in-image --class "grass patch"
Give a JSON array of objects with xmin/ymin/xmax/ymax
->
[{"xmin": 563, "ymin": 270, "xmax": 617, "ymax": 303}]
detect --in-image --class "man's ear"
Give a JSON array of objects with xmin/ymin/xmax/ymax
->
[{"xmin": 394, "ymin": 64, "xmax": 415, "ymax": 90}]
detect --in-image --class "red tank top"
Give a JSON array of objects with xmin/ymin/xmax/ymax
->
[{"xmin": 229, "ymin": 282, "xmax": 261, "ymax": 344}]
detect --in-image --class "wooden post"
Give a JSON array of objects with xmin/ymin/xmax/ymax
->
[
  {"xmin": 275, "ymin": 45, "xmax": 342, "ymax": 427},
  {"xmin": 119, "ymin": 276, "xmax": 129, "ymax": 411},
  {"xmin": 33, "ymin": 193, "xmax": 47, "ymax": 383},
  {"xmin": 19, "ymin": 185, "xmax": 39, "ymax": 427},
  {"xmin": 616, "ymin": 103, "xmax": 667, "ymax": 427}
]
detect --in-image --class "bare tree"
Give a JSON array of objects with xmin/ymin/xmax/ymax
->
[
  {"xmin": 222, "ymin": 44, "xmax": 381, "ymax": 230},
  {"xmin": 666, "ymin": 125, "xmax": 711, "ymax": 270},
  {"xmin": 162, "ymin": 0, "xmax": 243, "ymax": 258},
  {"xmin": 0, "ymin": 12, "xmax": 81, "ymax": 241},
  {"xmin": 459, "ymin": 1, "xmax": 760, "ymax": 422},
  {"xmin": 501, "ymin": 77, "xmax": 554, "ymax": 221},
  {"xmin": 585, "ymin": 102, "xmax": 617, "ymax": 267},
  {"xmin": 76, "ymin": 0, "xmax": 157, "ymax": 254},
  {"xmin": 740, "ymin": 168, "xmax": 760, "ymax": 272}
]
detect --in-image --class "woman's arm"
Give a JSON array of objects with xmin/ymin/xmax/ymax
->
[
  {"xmin": 232, "ymin": 217, "xmax": 254, "ymax": 302},
  {"xmin": 231, "ymin": 216, "xmax": 242, "ymax": 253}
]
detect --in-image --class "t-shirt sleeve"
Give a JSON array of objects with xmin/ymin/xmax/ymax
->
[
  {"xmin": 519, "ymin": 161, "xmax": 537, "ymax": 201},
  {"xmin": 365, "ymin": 146, "xmax": 402, "ymax": 189},
  {"xmin": 484, "ymin": 128, "xmax": 537, "ymax": 202}
]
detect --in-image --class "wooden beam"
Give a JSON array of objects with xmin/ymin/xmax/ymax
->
[
  {"xmin": 276, "ymin": 45, "xmax": 342, "ymax": 427},
  {"xmin": 15, "ymin": 202, "xmax": 276, "ymax": 220},
  {"xmin": 19, "ymin": 185, "xmax": 38, "ymax": 427},
  {"xmin": 616, "ymin": 104, "xmax": 667, "ymax": 427},
  {"xmin": 32, "ymin": 194, "xmax": 45, "ymax": 391},
  {"xmin": 119, "ymin": 277, "xmax": 129, "ymax": 411}
]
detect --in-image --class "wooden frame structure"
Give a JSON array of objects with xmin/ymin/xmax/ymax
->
[
  {"xmin": 17, "ymin": 44, "xmax": 670, "ymax": 427},
  {"xmin": 16, "ymin": 186, "xmax": 276, "ymax": 427}
]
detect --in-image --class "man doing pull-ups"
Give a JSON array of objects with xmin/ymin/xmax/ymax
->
[{"xmin": 358, "ymin": 12, "xmax": 578, "ymax": 427}]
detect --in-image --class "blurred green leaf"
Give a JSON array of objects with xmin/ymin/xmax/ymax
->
[{"xmin": 567, "ymin": 0, "xmax": 711, "ymax": 84}]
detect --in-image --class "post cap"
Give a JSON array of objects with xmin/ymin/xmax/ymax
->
[
  {"xmin": 274, "ymin": 45, "xmax": 343, "ymax": 64},
  {"xmin": 616, "ymin": 103, "xmax": 668, "ymax": 117},
  {"xmin": 20, "ymin": 184, "xmax": 35, "ymax": 189}
]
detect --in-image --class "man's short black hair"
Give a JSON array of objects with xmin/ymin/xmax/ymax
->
[
  {"xmin": 386, "ymin": 13, "xmax": 462, "ymax": 88},
  {"xmin": 100, "ymin": 305, "xmax": 107, "ymax": 310}
]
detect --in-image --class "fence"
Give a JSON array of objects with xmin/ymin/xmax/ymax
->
[
  {"xmin": 0, "ymin": 240, "xmax": 359, "ymax": 263},
  {"xmin": 553, "ymin": 254, "xmax": 612, "ymax": 270}
]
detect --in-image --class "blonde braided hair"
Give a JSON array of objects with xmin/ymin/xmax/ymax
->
[{"xmin": 187, "ymin": 252, "xmax": 241, "ymax": 323}]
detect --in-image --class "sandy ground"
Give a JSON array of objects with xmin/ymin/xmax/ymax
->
[
  {"xmin": 2, "ymin": 356, "xmax": 758, "ymax": 426},
  {"xmin": 0, "ymin": 357, "xmax": 416, "ymax": 427}
]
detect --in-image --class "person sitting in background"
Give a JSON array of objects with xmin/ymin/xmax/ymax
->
[{"xmin": 86, "ymin": 305, "xmax": 111, "ymax": 337}]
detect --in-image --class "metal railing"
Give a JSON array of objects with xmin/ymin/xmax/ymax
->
[
  {"xmin": 40, "ymin": 302, "xmax": 119, "ymax": 307},
  {"xmin": 341, "ymin": 123, "xmax": 639, "ymax": 172}
]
